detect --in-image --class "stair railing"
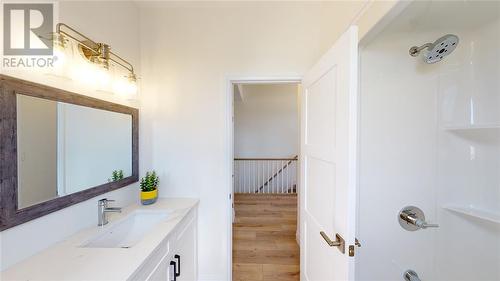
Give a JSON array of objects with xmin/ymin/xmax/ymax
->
[{"xmin": 233, "ymin": 156, "xmax": 298, "ymax": 194}]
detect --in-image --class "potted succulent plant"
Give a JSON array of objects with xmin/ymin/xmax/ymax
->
[
  {"xmin": 140, "ymin": 171, "xmax": 159, "ymax": 205},
  {"xmin": 111, "ymin": 170, "xmax": 124, "ymax": 182}
]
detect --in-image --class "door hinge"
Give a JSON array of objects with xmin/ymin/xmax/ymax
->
[{"xmin": 349, "ymin": 238, "xmax": 361, "ymax": 257}]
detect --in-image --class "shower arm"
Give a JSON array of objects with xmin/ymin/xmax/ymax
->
[{"xmin": 409, "ymin": 43, "xmax": 433, "ymax": 57}]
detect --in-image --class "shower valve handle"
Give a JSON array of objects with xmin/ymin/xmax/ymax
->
[
  {"xmin": 415, "ymin": 219, "xmax": 439, "ymax": 229},
  {"xmin": 398, "ymin": 206, "xmax": 439, "ymax": 231}
]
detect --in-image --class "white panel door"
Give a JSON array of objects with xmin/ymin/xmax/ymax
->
[{"xmin": 300, "ymin": 26, "xmax": 358, "ymax": 281}]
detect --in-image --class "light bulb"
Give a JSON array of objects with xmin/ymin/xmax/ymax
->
[
  {"xmin": 70, "ymin": 61, "xmax": 97, "ymax": 87},
  {"xmin": 112, "ymin": 77, "xmax": 128, "ymax": 95},
  {"xmin": 126, "ymin": 79, "xmax": 138, "ymax": 96},
  {"xmin": 47, "ymin": 33, "xmax": 69, "ymax": 76},
  {"xmin": 53, "ymin": 46, "xmax": 66, "ymax": 68},
  {"xmin": 95, "ymin": 66, "xmax": 110, "ymax": 87},
  {"xmin": 112, "ymin": 75, "xmax": 137, "ymax": 97},
  {"xmin": 126, "ymin": 73, "xmax": 138, "ymax": 96}
]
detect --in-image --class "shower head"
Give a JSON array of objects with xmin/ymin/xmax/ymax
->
[{"xmin": 409, "ymin": 34, "xmax": 459, "ymax": 64}]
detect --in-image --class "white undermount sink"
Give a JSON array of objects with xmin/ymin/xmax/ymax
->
[{"xmin": 82, "ymin": 210, "xmax": 170, "ymax": 248}]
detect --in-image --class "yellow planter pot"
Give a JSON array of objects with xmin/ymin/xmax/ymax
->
[{"xmin": 141, "ymin": 189, "xmax": 158, "ymax": 205}]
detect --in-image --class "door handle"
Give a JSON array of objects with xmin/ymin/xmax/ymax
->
[
  {"xmin": 174, "ymin": 254, "xmax": 181, "ymax": 277},
  {"xmin": 169, "ymin": 261, "xmax": 177, "ymax": 281},
  {"xmin": 320, "ymin": 231, "xmax": 345, "ymax": 254}
]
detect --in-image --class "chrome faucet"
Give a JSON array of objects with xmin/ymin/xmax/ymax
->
[{"xmin": 98, "ymin": 198, "xmax": 121, "ymax": 226}]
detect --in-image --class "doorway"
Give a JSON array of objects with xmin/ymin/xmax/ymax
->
[{"xmin": 229, "ymin": 80, "xmax": 301, "ymax": 281}]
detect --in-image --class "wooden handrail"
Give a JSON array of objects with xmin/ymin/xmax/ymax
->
[{"xmin": 234, "ymin": 156, "xmax": 298, "ymax": 161}]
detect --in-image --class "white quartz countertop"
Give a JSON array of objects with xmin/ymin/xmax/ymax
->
[{"xmin": 1, "ymin": 198, "xmax": 199, "ymax": 281}]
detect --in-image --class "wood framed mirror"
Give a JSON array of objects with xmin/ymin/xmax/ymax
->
[{"xmin": 0, "ymin": 75, "xmax": 139, "ymax": 230}]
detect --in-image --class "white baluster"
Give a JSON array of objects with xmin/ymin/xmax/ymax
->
[
  {"xmin": 256, "ymin": 160, "xmax": 259, "ymax": 194},
  {"xmin": 266, "ymin": 161, "xmax": 271, "ymax": 193},
  {"xmin": 257, "ymin": 161, "xmax": 261, "ymax": 193},
  {"xmin": 286, "ymin": 161, "xmax": 290, "ymax": 193},
  {"xmin": 269, "ymin": 160, "xmax": 272, "ymax": 194},
  {"xmin": 280, "ymin": 160, "xmax": 283, "ymax": 194},
  {"xmin": 253, "ymin": 160, "xmax": 256, "ymax": 193},
  {"xmin": 277, "ymin": 160, "xmax": 280, "ymax": 194},
  {"xmin": 267, "ymin": 161, "xmax": 270, "ymax": 194},
  {"xmin": 271, "ymin": 160, "xmax": 276, "ymax": 193},
  {"xmin": 293, "ymin": 161, "xmax": 299, "ymax": 193},
  {"xmin": 254, "ymin": 160, "xmax": 259, "ymax": 192},
  {"xmin": 275, "ymin": 160, "xmax": 278, "ymax": 194},
  {"xmin": 262, "ymin": 160, "xmax": 265, "ymax": 193},
  {"xmin": 277, "ymin": 160, "xmax": 279, "ymax": 194}
]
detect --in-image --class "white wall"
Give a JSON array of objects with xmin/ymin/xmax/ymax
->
[
  {"xmin": 138, "ymin": 2, "xmax": 368, "ymax": 280},
  {"xmin": 234, "ymin": 83, "xmax": 299, "ymax": 158},
  {"xmin": 0, "ymin": 1, "xmax": 141, "ymax": 271}
]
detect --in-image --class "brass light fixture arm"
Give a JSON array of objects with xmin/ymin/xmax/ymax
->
[
  {"xmin": 56, "ymin": 23, "xmax": 100, "ymax": 55},
  {"xmin": 110, "ymin": 51, "xmax": 134, "ymax": 74},
  {"xmin": 55, "ymin": 23, "xmax": 136, "ymax": 77}
]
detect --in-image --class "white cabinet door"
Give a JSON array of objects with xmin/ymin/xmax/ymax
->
[
  {"xmin": 300, "ymin": 25, "xmax": 359, "ymax": 281},
  {"xmin": 137, "ymin": 210, "xmax": 197, "ymax": 281},
  {"xmin": 146, "ymin": 253, "xmax": 174, "ymax": 281},
  {"xmin": 174, "ymin": 216, "xmax": 197, "ymax": 281}
]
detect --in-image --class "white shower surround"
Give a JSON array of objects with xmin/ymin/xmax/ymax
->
[{"xmin": 357, "ymin": 1, "xmax": 500, "ymax": 280}]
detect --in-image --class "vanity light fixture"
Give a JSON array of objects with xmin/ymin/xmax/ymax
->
[
  {"xmin": 52, "ymin": 32, "xmax": 68, "ymax": 67},
  {"xmin": 52, "ymin": 23, "xmax": 138, "ymax": 95}
]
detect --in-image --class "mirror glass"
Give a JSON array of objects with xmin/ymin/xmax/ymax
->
[{"xmin": 16, "ymin": 94, "xmax": 132, "ymax": 209}]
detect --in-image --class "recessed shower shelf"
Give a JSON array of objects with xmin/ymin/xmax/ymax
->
[
  {"xmin": 443, "ymin": 205, "xmax": 500, "ymax": 224},
  {"xmin": 443, "ymin": 124, "xmax": 500, "ymax": 131}
]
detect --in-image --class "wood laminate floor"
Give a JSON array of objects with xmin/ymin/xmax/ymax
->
[{"xmin": 233, "ymin": 194, "xmax": 299, "ymax": 281}]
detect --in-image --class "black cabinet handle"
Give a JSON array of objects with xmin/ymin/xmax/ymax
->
[
  {"xmin": 174, "ymin": 254, "xmax": 181, "ymax": 277},
  {"xmin": 170, "ymin": 261, "xmax": 177, "ymax": 281}
]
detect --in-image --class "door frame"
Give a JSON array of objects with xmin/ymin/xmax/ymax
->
[{"xmin": 224, "ymin": 75, "xmax": 302, "ymax": 280}]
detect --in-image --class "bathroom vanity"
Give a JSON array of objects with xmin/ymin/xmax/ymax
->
[
  {"xmin": 1, "ymin": 198, "xmax": 198, "ymax": 281},
  {"xmin": 0, "ymin": 76, "xmax": 198, "ymax": 280}
]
